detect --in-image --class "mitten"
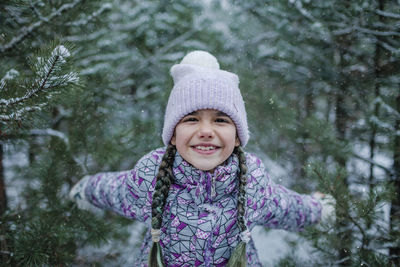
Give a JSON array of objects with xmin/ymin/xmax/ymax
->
[
  {"xmin": 313, "ymin": 192, "xmax": 336, "ymax": 223},
  {"xmin": 69, "ymin": 175, "xmax": 95, "ymax": 210}
]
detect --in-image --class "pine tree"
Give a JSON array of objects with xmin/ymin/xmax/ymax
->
[
  {"xmin": 0, "ymin": 1, "xmax": 117, "ymax": 265},
  {"xmin": 225, "ymin": 0, "xmax": 399, "ymax": 265},
  {"xmin": 1, "ymin": 0, "xmax": 227, "ymax": 265}
]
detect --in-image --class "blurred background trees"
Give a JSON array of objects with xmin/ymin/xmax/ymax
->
[{"xmin": 1, "ymin": 0, "xmax": 399, "ymax": 266}]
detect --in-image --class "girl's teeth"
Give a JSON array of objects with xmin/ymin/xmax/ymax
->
[{"xmin": 195, "ymin": 146, "xmax": 215, "ymax": 151}]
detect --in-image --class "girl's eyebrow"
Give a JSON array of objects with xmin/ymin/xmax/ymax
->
[
  {"xmin": 216, "ymin": 111, "xmax": 229, "ymax": 117},
  {"xmin": 186, "ymin": 111, "xmax": 198, "ymax": 116}
]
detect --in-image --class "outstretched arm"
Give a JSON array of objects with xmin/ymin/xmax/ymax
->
[
  {"xmin": 69, "ymin": 148, "xmax": 165, "ymax": 223},
  {"xmin": 245, "ymin": 153, "xmax": 322, "ymax": 231}
]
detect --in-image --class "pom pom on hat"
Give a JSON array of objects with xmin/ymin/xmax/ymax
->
[
  {"xmin": 180, "ymin": 50, "xmax": 220, "ymax": 69},
  {"xmin": 162, "ymin": 51, "xmax": 249, "ymax": 147}
]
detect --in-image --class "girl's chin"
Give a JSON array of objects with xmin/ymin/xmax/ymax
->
[{"xmin": 192, "ymin": 162, "xmax": 220, "ymax": 172}]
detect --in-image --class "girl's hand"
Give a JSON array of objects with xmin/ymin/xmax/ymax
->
[
  {"xmin": 312, "ymin": 192, "xmax": 336, "ymax": 223},
  {"xmin": 69, "ymin": 175, "xmax": 94, "ymax": 210}
]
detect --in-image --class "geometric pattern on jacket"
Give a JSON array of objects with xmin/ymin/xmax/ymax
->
[{"xmin": 84, "ymin": 147, "xmax": 321, "ymax": 266}]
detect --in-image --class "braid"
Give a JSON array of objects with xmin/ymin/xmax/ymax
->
[
  {"xmin": 235, "ymin": 146, "xmax": 248, "ymax": 233},
  {"xmin": 149, "ymin": 145, "xmax": 176, "ymax": 267},
  {"xmin": 227, "ymin": 146, "xmax": 248, "ymax": 267}
]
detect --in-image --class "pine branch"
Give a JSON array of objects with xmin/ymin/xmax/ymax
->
[
  {"xmin": 1, "ymin": 45, "xmax": 78, "ymax": 125},
  {"xmin": 0, "ymin": 0, "xmax": 83, "ymax": 54},
  {"xmin": 65, "ymin": 3, "xmax": 112, "ymax": 26},
  {"xmin": 0, "ymin": 104, "xmax": 46, "ymax": 122},
  {"xmin": 375, "ymin": 9, "xmax": 400, "ymax": 19},
  {"xmin": 0, "ymin": 69, "xmax": 19, "ymax": 92},
  {"xmin": 28, "ymin": 128, "xmax": 88, "ymax": 172},
  {"xmin": 29, "ymin": 128, "xmax": 69, "ymax": 148},
  {"xmin": 313, "ymin": 169, "xmax": 369, "ymax": 251},
  {"xmin": 29, "ymin": 0, "xmax": 48, "ymax": 22},
  {"xmin": 149, "ymin": 29, "xmax": 197, "ymax": 63},
  {"xmin": 355, "ymin": 26, "xmax": 400, "ymax": 37},
  {"xmin": 1, "ymin": 45, "xmax": 77, "ymax": 108}
]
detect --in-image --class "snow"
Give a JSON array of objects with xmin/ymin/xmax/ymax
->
[
  {"xmin": 33, "ymin": 45, "xmax": 79, "ymax": 90},
  {"xmin": 373, "ymin": 97, "xmax": 400, "ymax": 119},
  {"xmin": 30, "ymin": 129, "xmax": 70, "ymax": 147},
  {"xmin": 0, "ymin": 0, "xmax": 83, "ymax": 53},
  {"xmin": 247, "ymin": 150, "xmax": 315, "ymax": 265},
  {"xmin": 252, "ymin": 226, "xmax": 313, "ymax": 265},
  {"xmin": 0, "ymin": 69, "xmax": 20, "ymax": 105},
  {"xmin": 76, "ymin": 222, "xmax": 146, "ymax": 266},
  {"xmin": 3, "ymin": 142, "xmax": 30, "ymax": 210},
  {"xmin": 369, "ymin": 115, "xmax": 395, "ymax": 132},
  {"xmin": 375, "ymin": 9, "xmax": 400, "ymax": 19},
  {"xmin": 66, "ymin": 3, "xmax": 112, "ymax": 26},
  {"xmin": 0, "ymin": 44, "xmax": 78, "ymax": 118},
  {"xmin": 0, "ymin": 104, "xmax": 45, "ymax": 122},
  {"xmin": 52, "ymin": 45, "xmax": 71, "ymax": 59},
  {"xmin": 0, "ymin": 69, "xmax": 19, "ymax": 91}
]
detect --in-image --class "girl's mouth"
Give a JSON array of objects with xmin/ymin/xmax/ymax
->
[
  {"xmin": 193, "ymin": 145, "xmax": 217, "ymax": 151},
  {"xmin": 191, "ymin": 145, "xmax": 220, "ymax": 154}
]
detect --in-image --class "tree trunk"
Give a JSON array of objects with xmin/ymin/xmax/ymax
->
[
  {"xmin": 334, "ymin": 35, "xmax": 352, "ymax": 265},
  {"xmin": 0, "ymin": 142, "xmax": 9, "ymax": 264},
  {"xmin": 368, "ymin": 0, "xmax": 384, "ymax": 229},
  {"xmin": 390, "ymin": 87, "xmax": 400, "ymax": 265},
  {"xmin": 0, "ymin": 143, "xmax": 6, "ymax": 216},
  {"xmin": 335, "ymin": 87, "xmax": 352, "ymax": 266}
]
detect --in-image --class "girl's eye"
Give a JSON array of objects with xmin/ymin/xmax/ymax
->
[
  {"xmin": 215, "ymin": 118, "xmax": 230, "ymax": 123},
  {"xmin": 182, "ymin": 117, "xmax": 198, "ymax": 122}
]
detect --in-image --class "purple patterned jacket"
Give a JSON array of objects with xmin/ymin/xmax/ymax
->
[{"xmin": 84, "ymin": 147, "xmax": 321, "ymax": 266}]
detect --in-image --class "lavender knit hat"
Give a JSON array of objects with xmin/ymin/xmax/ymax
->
[{"xmin": 162, "ymin": 51, "xmax": 249, "ymax": 147}]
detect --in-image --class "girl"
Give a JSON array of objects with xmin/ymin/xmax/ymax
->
[{"xmin": 70, "ymin": 51, "xmax": 324, "ymax": 267}]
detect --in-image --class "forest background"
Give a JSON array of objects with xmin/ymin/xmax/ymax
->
[{"xmin": 1, "ymin": 0, "xmax": 399, "ymax": 266}]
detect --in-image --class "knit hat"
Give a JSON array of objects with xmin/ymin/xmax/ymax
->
[{"xmin": 162, "ymin": 51, "xmax": 249, "ymax": 146}]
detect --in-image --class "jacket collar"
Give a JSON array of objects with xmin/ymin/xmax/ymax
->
[{"xmin": 171, "ymin": 151, "xmax": 239, "ymax": 205}]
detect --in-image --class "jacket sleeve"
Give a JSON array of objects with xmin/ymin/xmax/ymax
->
[
  {"xmin": 82, "ymin": 148, "xmax": 165, "ymax": 222},
  {"xmin": 245, "ymin": 153, "xmax": 321, "ymax": 231}
]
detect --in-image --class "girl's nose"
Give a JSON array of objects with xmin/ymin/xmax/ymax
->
[{"xmin": 198, "ymin": 122, "xmax": 214, "ymax": 139}]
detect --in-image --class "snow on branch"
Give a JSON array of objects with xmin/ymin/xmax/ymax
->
[
  {"xmin": 30, "ymin": 128, "xmax": 69, "ymax": 147},
  {"xmin": 0, "ymin": 45, "xmax": 78, "ymax": 108},
  {"xmin": 0, "ymin": 69, "xmax": 19, "ymax": 92},
  {"xmin": 66, "ymin": 3, "xmax": 112, "ymax": 26},
  {"xmin": 0, "ymin": 104, "xmax": 46, "ymax": 123},
  {"xmin": 375, "ymin": 9, "xmax": 400, "ymax": 19},
  {"xmin": 333, "ymin": 24, "xmax": 400, "ymax": 37},
  {"xmin": 34, "ymin": 45, "xmax": 79, "ymax": 88},
  {"xmin": 289, "ymin": 0, "xmax": 315, "ymax": 22},
  {"xmin": 372, "ymin": 97, "xmax": 400, "ymax": 119},
  {"xmin": 1, "ymin": 45, "xmax": 79, "ymax": 124},
  {"xmin": 153, "ymin": 29, "xmax": 196, "ymax": 58},
  {"xmin": 369, "ymin": 115, "xmax": 395, "ymax": 132},
  {"xmin": 140, "ymin": 29, "xmax": 196, "ymax": 68},
  {"xmin": 354, "ymin": 26, "xmax": 400, "ymax": 37},
  {"xmin": 352, "ymin": 152, "xmax": 394, "ymax": 176},
  {"xmin": 0, "ymin": 0, "xmax": 83, "ymax": 54},
  {"xmin": 30, "ymin": 1, "xmax": 48, "ymax": 22},
  {"xmin": 378, "ymin": 40, "xmax": 400, "ymax": 54}
]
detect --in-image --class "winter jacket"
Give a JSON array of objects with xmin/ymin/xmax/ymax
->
[{"xmin": 83, "ymin": 147, "xmax": 321, "ymax": 266}]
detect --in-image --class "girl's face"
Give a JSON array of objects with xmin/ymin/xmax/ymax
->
[{"xmin": 171, "ymin": 109, "xmax": 240, "ymax": 172}]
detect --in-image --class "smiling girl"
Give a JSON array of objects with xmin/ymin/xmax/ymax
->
[{"xmin": 70, "ymin": 51, "xmax": 323, "ymax": 267}]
